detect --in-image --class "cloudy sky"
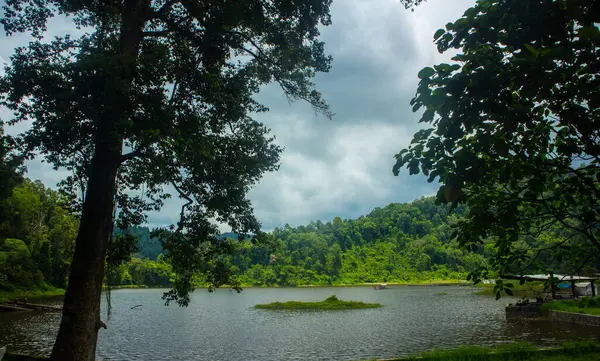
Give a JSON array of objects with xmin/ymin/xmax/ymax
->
[{"xmin": 0, "ymin": 0, "xmax": 476, "ymax": 232}]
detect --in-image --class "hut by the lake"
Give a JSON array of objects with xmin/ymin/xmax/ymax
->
[{"xmin": 502, "ymin": 273, "xmax": 600, "ymax": 299}]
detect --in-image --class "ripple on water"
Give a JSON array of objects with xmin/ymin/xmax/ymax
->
[{"xmin": 0, "ymin": 286, "xmax": 598, "ymax": 361}]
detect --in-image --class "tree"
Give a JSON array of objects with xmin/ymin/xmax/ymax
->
[
  {"xmin": 0, "ymin": 178, "xmax": 79, "ymax": 290},
  {"xmin": 399, "ymin": 0, "xmax": 426, "ymax": 10},
  {"xmin": 0, "ymin": 125, "xmax": 22, "ymax": 205},
  {"xmin": 394, "ymin": 0, "xmax": 600, "ymax": 293},
  {"xmin": 0, "ymin": 0, "xmax": 335, "ymax": 359},
  {"xmin": 0, "ymin": 238, "xmax": 43, "ymax": 290}
]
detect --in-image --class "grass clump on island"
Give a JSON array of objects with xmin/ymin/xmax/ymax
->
[
  {"xmin": 378, "ymin": 341, "xmax": 600, "ymax": 361},
  {"xmin": 541, "ymin": 296, "xmax": 600, "ymax": 316},
  {"xmin": 254, "ymin": 295, "xmax": 381, "ymax": 310}
]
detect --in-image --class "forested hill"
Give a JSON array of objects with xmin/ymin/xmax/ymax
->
[
  {"xmin": 228, "ymin": 198, "xmax": 482, "ymax": 285},
  {"xmin": 113, "ymin": 197, "xmax": 487, "ymax": 287},
  {"xmin": 2, "ymin": 176, "xmax": 592, "ymax": 292},
  {"xmin": 0, "ymin": 174, "xmax": 488, "ymax": 291}
]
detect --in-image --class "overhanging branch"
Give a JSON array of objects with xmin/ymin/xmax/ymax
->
[
  {"xmin": 171, "ymin": 180, "xmax": 193, "ymax": 233},
  {"xmin": 150, "ymin": 0, "xmax": 180, "ymax": 19},
  {"xmin": 142, "ymin": 30, "xmax": 171, "ymax": 37},
  {"xmin": 121, "ymin": 149, "xmax": 144, "ymax": 163}
]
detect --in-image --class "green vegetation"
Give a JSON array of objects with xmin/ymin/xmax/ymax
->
[
  {"xmin": 386, "ymin": 342, "xmax": 600, "ymax": 361},
  {"xmin": 394, "ymin": 0, "xmax": 600, "ymax": 296},
  {"xmin": 473, "ymin": 282, "xmax": 546, "ymax": 298},
  {"xmin": 0, "ymin": 177, "xmax": 79, "ymax": 303},
  {"xmin": 254, "ymin": 295, "xmax": 381, "ymax": 310},
  {"xmin": 114, "ymin": 197, "xmax": 480, "ymax": 288},
  {"xmin": 6, "ymin": 343, "xmax": 598, "ymax": 361},
  {"xmin": 112, "ymin": 196, "xmax": 592, "ymax": 292},
  {"xmin": 0, "ymin": 0, "xmax": 341, "ymax": 356},
  {"xmin": 541, "ymin": 297, "xmax": 600, "ymax": 316},
  {"xmin": 3, "ymin": 354, "xmax": 48, "ymax": 361},
  {"xmin": 0, "ymin": 0, "xmax": 597, "ymax": 360},
  {"xmin": 1, "ymin": 173, "xmax": 588, "ymax": 300},
  {"xmin": 0, "ymin": 287, "xmax": 64, "ymax": 304},
  {"xmin": 2, "ymin": 170, "xmax": 503, "ymax": 302},
  {"xmin": 229, "ymin": 199, "xmax": 475, "ymax": 286},
  {"xmin": 6, "ymin": 342, "xmax": 600, "ymax": 361}
]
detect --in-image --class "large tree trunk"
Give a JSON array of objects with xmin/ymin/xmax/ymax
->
[
  {"xmin": 49, "ymin": 145, "xmax": 120, "ymax": 361},
  {"xmin": 49, "ymin": 2, "xmax": 146, "ymax": 360}
]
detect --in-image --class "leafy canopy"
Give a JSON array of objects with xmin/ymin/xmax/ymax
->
[
  {"xmin": 0, "ymin": 179, "xmax": 78, "ymax": 291},
  {"xmin": 0, "ymin": 0, "xmax": 334, "ymax": 305},
  {"xmin": 0, "ymin": 125, "xmax": 22, "ymax": 201},
  {"xmin": 394, "ymin": 0, "xmax": 600, "ymax": 292}
]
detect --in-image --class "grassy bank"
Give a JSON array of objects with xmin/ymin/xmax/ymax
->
[
  {"xmin": 6, "ymin": 341, "xmax": 599, "ymax": 361},
  {"xmin": 255, "ymin": 295, "xmax": 381, "ymax": 310},
  {"xmin": 103, "ymin": 284, "xmax": 149, "ymax": 290},
  {"xmin": 234, "ymin": 279, "xmax": 470, "ymax": 289},
  {"xmin": 541, "ymin": 296, "xmax": 600, "ymax": 316},
  {"xmin": 473, "ymin": 281, "xmax": 546, "ymax": 298},
  {"xmin": 98, "ymin": 279, "xmax": 473, "ymax": 291},
  {"xmin": 381, "ymin": 341, "xmax": 600, "ymax": 361},
  {"xmin": 0, "ymin": 287, "xmax": 65, "ymax": 304},
  {"xmin": 3, "ymin": 353, "xmax": 47, "ymax": 361}
]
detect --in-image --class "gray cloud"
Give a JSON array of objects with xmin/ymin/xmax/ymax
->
[
  {"xmin": 247, "ymin": 0, "xmax": 476, "ymax": 229},
  {"xmin": 0, "ymin": 0, "xmax": 477, "ymax": 232}
]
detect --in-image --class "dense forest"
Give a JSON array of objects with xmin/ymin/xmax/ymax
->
[
  {"xmin": 1, "ymin": 173, "xmax": 481, "ymax": 293},
  {"xmin": 2, "ymin": 174, "xmax": 598, "ymax": 294},
  {"xmin": 0, "ymin": 179, "xmax": 79, "ymax": 294},
  {"xmin": 106, "ymin": 199, "xmax": 478, "ymax": 287},
  {"xmin": 225, "ymin": 199, "xmax": 478, "ymax": 286}
]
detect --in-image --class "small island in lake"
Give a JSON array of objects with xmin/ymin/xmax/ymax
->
[{"xmin": 254, "ymin": 295, "xmax": 381, "ymax": 310}]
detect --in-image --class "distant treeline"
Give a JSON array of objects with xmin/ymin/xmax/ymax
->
[
  {"xmin": 3, "ymin": 176, "xmax": 598, "ymax": 294},
  {"xmin": 104, "ymin": 197, "xmax": 600, "ymax": 288},
  {"xmin": 107, "ymin": 198, "xmax": 480, "ymax": 287}
]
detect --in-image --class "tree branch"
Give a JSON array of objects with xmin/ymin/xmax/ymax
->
[
  {"xmin": 121, "ymin": 149, "xmax": 144, "ymax": 163},
  {"xmin": 169, "ymin": 82, "xmax": 178, "ymax": 105},
  {"xmin": 543, "ymin": 202, "xmax": 600, "ymax": 253},
  {"xmin": 171, "ymin": 180, "xmax": 193, "ymax": 234},
  {"xmin": 150, "ymin": 0, "xmax": 179, "ymax": 19},
  {"xmin": 142, "ymin": 30, "xmax": 171, "ymax": 37}
]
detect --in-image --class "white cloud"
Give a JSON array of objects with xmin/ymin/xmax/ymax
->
[{"xmin": 0, "ymin": 0, "xmax": 477, "ymax": 232}]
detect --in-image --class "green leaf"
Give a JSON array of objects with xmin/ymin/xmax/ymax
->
[
  {"xmin": 578, "ymin": 26, "xmax": 600, "ymax": 40},
  {"xmin": 433, "ymin": 28, "xmax": 445, "ymax": 41},
  {"xmin": 524, "ymin": 44, "xmax": 539, "ymax": 57},
  {"xmin": 463, "ymin": 7, "xmax": 478, "ymax": 19},
  {"xmin": 422, "ymin": 109, "xmax": 435, "ymax": 122},
  {"xmin": 418, "ymin": 67, "xmax": 435, "ymax": 79},
  {"xmin": 394, "ymin": 0, "xmax": 600, "ymax": 303}
]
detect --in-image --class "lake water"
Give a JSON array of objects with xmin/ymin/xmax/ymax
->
[{"xmin": 0, "ymin": 286, "xmax": 598, "ymax": 361}]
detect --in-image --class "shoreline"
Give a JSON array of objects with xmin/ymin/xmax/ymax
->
[
  {"xmin": 0, "ymin": 288, "xmax": 65, "ymax": 304},
  {"xmin": 107, "ymin": 280, "xmax": 473, "ymax": 291},
  {"xmin": 5, "ymin": 342, "xmax": 600, "ymax": 361},
  {"xmin": 2, "ymin": 280, "xmax": 477, "ymax": 305}
]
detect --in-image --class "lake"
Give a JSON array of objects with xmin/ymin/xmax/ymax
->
[{"xmin": 0, "ymin": 286, "xmax": 598, "ymax": 361}]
